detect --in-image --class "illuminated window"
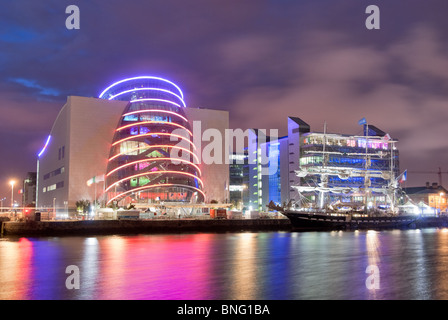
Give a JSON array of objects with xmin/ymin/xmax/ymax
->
[
  {"xmin": 348, "ymin": 139, "xmax": 356, "ymax": 147},
  {"xmin": 146, "ymin": 150, "xmax": 163, "ymax": 158},
  {"xmin": 124, "ymin": 114, "xmax": 139, "ymax": 121},
  {"xmin": 43, "ymin": 167, "xmax": 65, "ymax": 180}
]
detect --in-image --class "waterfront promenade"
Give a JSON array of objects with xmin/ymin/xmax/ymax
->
[{"xmin": 1, "ymin": 218, "xmax": 292, "ymax": 236}]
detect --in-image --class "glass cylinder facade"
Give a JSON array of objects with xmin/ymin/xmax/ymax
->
[{"xmin": 100, "ymin": 76, "xmax": 204, "ymax": 206}]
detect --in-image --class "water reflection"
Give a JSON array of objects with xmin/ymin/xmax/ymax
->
[
  {"xmin": 1, "ymin": 229, "xmax": 448, "ymax": 300},
  {"xmin": 365, "ymin": 230, "xmax": 380, "ymax": 299},
  {"xmin": 0, "ymin": 238, "xmax": 33, "ymax": 300},
  {"xmin": 99, "ymin": 236, "xmax": 127, "ymax": 299},
  {"xmin": 231, "ymin": 233, "xmax": 257, "ymax": 299},
  {"xmin": 435, "ymin": 229, "xmax": 448, "ymax": 299},
  {"xmin": 408, "ymin": 229, "xmax": 431, "ymax": 299}
]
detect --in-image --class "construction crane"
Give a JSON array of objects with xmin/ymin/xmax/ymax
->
[{"xmin": 408, "ymin": 167, "xmax": 448, "ymax": 186}]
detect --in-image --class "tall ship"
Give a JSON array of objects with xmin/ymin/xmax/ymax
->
[{"xmin": 269, "ymin": 120, "xmax": 447, "ymax": 230}]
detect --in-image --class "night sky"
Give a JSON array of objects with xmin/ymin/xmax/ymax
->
[{"xmin": 1, "ymin": 0, "xmax": 447, "ymax": 202}]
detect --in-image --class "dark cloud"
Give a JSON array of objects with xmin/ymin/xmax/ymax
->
[{"xmin": 0, "ymin": 0, "xmax": 447, "ymax": 198}]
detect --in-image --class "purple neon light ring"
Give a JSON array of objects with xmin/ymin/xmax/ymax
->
[{"xmin": 99, "ymin": 76, "xmax": 184, "ymax": 101}]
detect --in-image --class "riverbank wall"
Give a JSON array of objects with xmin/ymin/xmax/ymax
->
[{"xmin": 1, "ymin": 219, "xmax": 292, "ymax": 237}]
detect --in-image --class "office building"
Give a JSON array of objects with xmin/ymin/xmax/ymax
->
[
  {"xmin": 36, "ymin": 76, "xmax": 229, "ymax": 217},
  {"xmin": 22, "ymin": 172, "xmax": 37, "ymax": 207},
  {"xmin": 244, "ymin": 117, "xmax": 400, "ymax": 212},
  {"xmin": 403, "ymin": 182, "xmax": 447, "ymax": 213}
]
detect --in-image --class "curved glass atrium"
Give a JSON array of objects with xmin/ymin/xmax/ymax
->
[{"xmin": 100, "ymin": 76, "xmax": 204, "ymax": 206}]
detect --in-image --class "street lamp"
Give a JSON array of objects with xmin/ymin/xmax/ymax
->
[
  {"xmin": 0, "ymin": 197, "xmax": 5, "ymax": 212},
  {"xmin": 9, "ymin": 180, "xmax": 15, "ymax": 208}
]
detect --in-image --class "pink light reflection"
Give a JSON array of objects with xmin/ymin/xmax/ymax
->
[
  {"xmin": 96, "ymin": 234, "xmax": 214, "ymax": 300},
  {"xmin": 0, "ymin": 238, "xmax": 33, "ymax": 300}
]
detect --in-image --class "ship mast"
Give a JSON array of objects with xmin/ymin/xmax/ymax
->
[
  {"xmin": 389, "ymin": 138, "xmax": 395, "ymax": 213},
  {"xmin": 319, "ymin": 121, "xmax": 328, "ymax": 209},
  {"xmin": 364, "ymin": 123, "xmax": 369, "ymax": 214}
]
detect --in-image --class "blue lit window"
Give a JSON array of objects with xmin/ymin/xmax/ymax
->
[
  {"xmin": 124, "ymin": 114, "xmax": 139, "ymax": 121},
  {"xmin": 140, "ymin": 127, "xmax": 150, "ymax": 134}
]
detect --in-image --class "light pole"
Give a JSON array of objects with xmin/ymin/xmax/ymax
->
[
  {"xmin": 240, "ymin": 184, "xmax": 247, "ymax": 210},
  {"xmin": 0, "ymin": 197, "xmax": 5, "ymax": 212},
  {"xmin": 440, "ymin": 192, "xmax": 445, "ymax": 214},
  {"xmin": 64, "ymin": 201, "xmax": 68, "ymax": 219},
  {"xmin": 9, "ymin": 180, "xmax": 15, "ymax": 209}
]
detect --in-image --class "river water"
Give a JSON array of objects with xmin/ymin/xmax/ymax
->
[{"xmin": 1, "ymin": 228, "xmax": 448, "ymax": 300}]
